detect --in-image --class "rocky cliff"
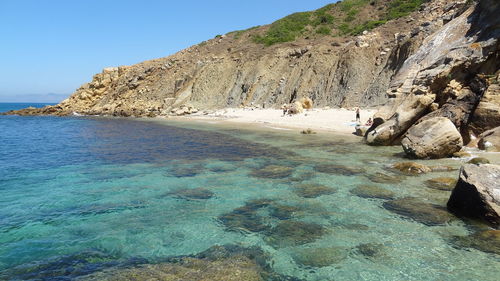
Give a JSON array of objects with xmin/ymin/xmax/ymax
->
[
  {"xmin": 366, "ymin": 0, "xmax": 500, "ymax": 158},
  {"xmin": 3, "ymin": 0, "xmax": 477, "ymax": 118}
]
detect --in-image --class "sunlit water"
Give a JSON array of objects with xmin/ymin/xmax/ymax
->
[{"xmin": 1, "ymin": 104, "xmax": 499, "ymax": 280}]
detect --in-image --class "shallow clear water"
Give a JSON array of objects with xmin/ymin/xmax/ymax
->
[{"xmin": 1, "ymin": 105, "xmax": 499, "ymax": 281}]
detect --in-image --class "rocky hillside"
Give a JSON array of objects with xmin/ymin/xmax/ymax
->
[{"xmin": 4, "ymin": 0, "xmax": 476, "ymax": 117}]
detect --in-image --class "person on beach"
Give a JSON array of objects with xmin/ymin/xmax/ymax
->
[
  {"xmin": 355, "ymin": 107, "xmax": 361, "ymax": 123},
  {"xmin": 365, "ymin": 117, "xmax": 373, "ymax": 126}
]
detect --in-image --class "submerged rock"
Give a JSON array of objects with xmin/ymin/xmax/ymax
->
[
  {"xmin": 294, "ymin": 184, "xmax": 336, "ymax": 198},
  {"xmin": 0, "ymin": 250, "xmax": 141, "ymax": 281},
  {"xmin": 292, "ymin": 246, "xmax": 348, "ymax": 267},
  {"xmin": 80, "ymin": 256, "xmax": 263, "ymax": 281},
  {"xmin": 169, "ymin": 188, "xmax": 214, "ymax": 200},
  {"xmin": 425, "ymin": 177, "xmax": 457, "ymax": 191},
  {"xmin": 452, "ymin": 230, "xmax": 500, "ymax": 255},
  {"xmin": 452, "ymin": 151, "xmax": 472, "ymax": 158},
  {"xmin": 314, "ymin": 164, "xmax": 365, "ymax": 176},
  {"xmin": 265, "ymin": 220, "xmax": 327, "ymax": 248},
  {"xmin": 355, "ymin": 243, "xmax": 387, "ymax": 259},
  {"xmin": 391, "ymin": 162, "xmax": 432, "ymax": 175},
  {"xmin": 467, "ymin": 157, "xmax": 490, "ymax": 165},
  {"xmin": 169, "ymin": 165, "xmax": 204, "ymax": 177},
  {"xmin": 447, "ymin": 164, "xmax": 500, "ymax": 228},
  {"xmin": 269, "ymin": 204, "xmax": 301, "ymax": 220},
  {"xmin": 350, "ymin": 185, "xmax": 395, "ymax": 200},
  {"xmin": 249, "ymin": 165, "xmax": 294, "ymax": 179},
  {"xmin": 218, "ymin": 205, "xmax": 269, "ymax": 233},
  {"xmin": 367, "ymin": 172, "xmax": 404, "ymax": 184},
  {"xmin": 383, "ymin": 197, "xmax": 455, "ymax": 226}
]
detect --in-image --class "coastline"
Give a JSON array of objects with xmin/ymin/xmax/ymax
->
[{"xmin": 157, "ymin": 107, "xmax": 377, "ymax": 136}]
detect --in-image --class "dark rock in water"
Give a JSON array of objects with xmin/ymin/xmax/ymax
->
[
  {"xmin": 350, "ymin": 185, "xmax": 395, "ymax": 200},
  {"xmin": 292, "ymin": 246, "xmax": 348, "ymax": 267},
  {"xmin": 169, "ymin": 188, "xmax": 214, "ymax": 200},
  {"xmin": 80, "ymin": 256, "xmax": 264, "ymax": 281},
  {"xmin": 355, "ymin": 243, "xmax": 386, "ymax": 259},
  {"xmin": 467, "ymin": 157, "xmax": 490, "ymax": 165},
  {"xmin": 265, "ymin": 220, "xmax": 327, "ymax": 248},
  {"xmin": 390, "ymin": 162, "xmax": 432, "ymax": 175},
  {"xmin": 425, "ymin": 177, "xmax": 457, "ymax": 191},
  {"xmin": 294, "ymin": 184, "xmax": 336, "ymax": 198},
  {"xmin": 218, "ymin": 206, "xmax": 269, "ymax": 233},
  {"xmin": 169, "ymin": 165, "xmax": 204, "ymax": 177},
  {"xmin": 447, "ymin": 164, "xmax": 500, "ymax": 228},
  {"xmin": 217, "ymin": 199, "xmax": 277, "ymax": 233},
  {"xmin": 383, "ymin": 197, "xmax": 455, "ymax": 226},
  {"xmin": 80, "ymin": 244, "xmax": 302, "ymax": 281},
  {"xmin": 0, "ymin": 250, "xmax": 144, "ymax": 281},
  {"xmin": 245, "ymin": 198, "xmax": 275, "ymax": 209},
  {"xmin": 452, "ymin": 230, "xmax": 500, "ymax": 255},
  {"xmin": 314, "ymin": 164, "xmax": 365, "ymax": 176},
  {"xmin": 289, "ymin": 171, "xmax": 316, "ymax": 182},
  {"xmin": 367, "ymin": 172, "xmax": 404, "ymax": 184},
  {"xmin": 269, "ymin": 204, "xmax": 301, "ymax": 220},
  {"xmin": 342, "ymin": 224, "xmax": 370, "ymax": 231},
  {"xmin": 249, "ymin": 165, "xmax": 294, "ymax": 179}
]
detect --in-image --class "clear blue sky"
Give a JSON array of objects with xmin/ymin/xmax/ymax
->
[{"xmin": 0, "ymin": 0, "xmax": 337, "ymax": 102}]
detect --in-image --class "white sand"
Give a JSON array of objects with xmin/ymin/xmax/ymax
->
[{"xmin": 171, "ymin": 108, "xmax": 377, "ymax": 135}]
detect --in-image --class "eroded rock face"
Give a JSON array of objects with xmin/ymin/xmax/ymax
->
[
  {"xmin": 401, "ymin": 117, "xmax": 463, "ymax": 159},
  {"xmin": 447, "ymin": 164, "xmax": 500, "ymax": 228},
  {"xmin": 365, "ymin": 95, "xmax": 434, "ymax": 145},
  {"xmin": 368, "ymin": 0, "xmax": 500, "ymax": 152},
  {"xmin": 478, "ymin": 126, "xmax": 500, "ymax": 152},
  {"xmin": 469, "ymin": 78, "xmax": 500, "ymax": 135}
]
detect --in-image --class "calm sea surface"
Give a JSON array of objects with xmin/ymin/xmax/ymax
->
[{"xmin": 0, "ymin": 103, "xmax": 499, "ymax": 280}]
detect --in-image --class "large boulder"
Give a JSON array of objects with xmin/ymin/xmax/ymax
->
[
  {"xmin": 401, "ymin": 117, "xmax": 463, "ymax": 159},
  {"xmin": 366, "ymin": 95, "xmax": 434, "ymax": 145},
  {"xmin": 447, "ymin": 164, "xmax": 500, "ymax": 228},
  {"xmin": 478, "ymin": 126, "xmax": 500, "ymax": 152}
]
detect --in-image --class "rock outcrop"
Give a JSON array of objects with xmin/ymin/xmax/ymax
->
[
  {"xmin": 365, "ymin": 95, "xmax": 434, "ymax": 145},
  {"xmin": 401, "ymin": 117, "xmax": 463, "ymax": 159},
  {"xmin": 478, "ymin": 126, "xmax": 500, "ymax": 152},
  {"xmin": 366, "ymin": 0, "xmax": 500, "ymax": 158},
  {"xmin": 447, "ymin": 164, "xmax": 500, "ymax": 228}
]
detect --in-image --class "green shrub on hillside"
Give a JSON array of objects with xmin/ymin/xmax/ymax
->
[
  {"xmin": 316, "ymin": 26, "xmax": 332, "ymax": 35},
  {"xmin": 253, "ymin": 12, "xmax": 312, "ymax": 46},
  {"xmin": 228, "ymin": 25, "xmax": 261, "ymax": 39},
  {"xmin": 386, "ymin": 0, "xmax": 427, "ymax": 20},
  {"xmin": 251, "ymin": 0, "xmax": 428, "ymax": 46}
]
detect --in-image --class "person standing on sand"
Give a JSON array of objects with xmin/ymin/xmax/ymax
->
[{"xmin": 355, "ymin": 107, "xmax": 361, "ymax": 123}]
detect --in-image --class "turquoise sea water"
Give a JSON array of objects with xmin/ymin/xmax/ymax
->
[{"xmin": 1, "ymin": 103, "xmax": 499, "ymax": 280}]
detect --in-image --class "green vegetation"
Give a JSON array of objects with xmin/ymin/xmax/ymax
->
[
  {"xmin": 253, "ymin": 12, "xmax": 313, "ymax": 46},
  {"xmin": 386, "ymin": 0, "xmax": 427, "ymax": 20},
  {"xmin": 316, "ymin": 26, "xmax": 332, "ymax": 35},
  {"xmin": 248, "ymin": 0, "xmax": 429, "ymax": 46},
  {"xmin": 227, "ymin": 25, "xmax": 261, "ymax": 39}
]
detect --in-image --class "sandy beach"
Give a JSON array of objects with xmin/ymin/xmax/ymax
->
[{"xmin": 168, "ymin": 107, "xmax": 377, "ymax": 135}]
